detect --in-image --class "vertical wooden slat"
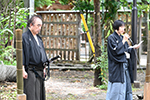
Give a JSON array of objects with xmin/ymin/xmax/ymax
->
[
  {"xmin": 41, "ymin": 14, "xmax": 45, "ymax": 35},
  {"xmin": 52, "ymin": 14, "xmax": 55, "ymax": 57},
  {"xmin": 71, "ymin": 14, "xmax": 75, "ymax": 60},
  {"xmin": 76, "ymin": 13, "xmax": 81, "ymax": 60},
  {"xmin": 63, "ymin": 14, "xmax": 67, "ymax": 60},
  {"xmin": 56, "ymin": 14, "xmax": 59, "ymax": 56},
  {"xmin": 45, "ymin": 14, "xmax": 48, "ymax": 48}
]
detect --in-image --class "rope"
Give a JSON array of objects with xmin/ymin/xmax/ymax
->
[
  {"xmin": 17, "ymin": 88, "xmax": 24, "ymax": 93},
  {"xmin": 32, "ymin": 61, "xmax": 50, "ymax": 81}
]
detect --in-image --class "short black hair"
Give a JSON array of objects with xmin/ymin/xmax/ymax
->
[
  {"xmin": 27, "ymin": 15, "xmax": 42, "ymax": 27},
  {"xmin": 113, "ymin": 20, "xmax": 125, "ymax": 30}
]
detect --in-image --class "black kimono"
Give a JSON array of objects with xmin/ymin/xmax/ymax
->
[
  {"xmin": 107, "ymin": 31, "xmax": 134, "ymax": 83},
  {"xmin": 106, "ymin": 31, "xmax": 134, "ymax": 100},
  {"xmin": 22, "ymin": 29, "xmax": 48, "ymax": 100}
]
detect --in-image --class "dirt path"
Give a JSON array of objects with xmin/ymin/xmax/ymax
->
[
  {"xmin": 45, "ymin": 70, "xmax": 145, "ymax": 100},
  {"xmin": 45, "ymin": 70, "xmax": 106, "ymax": 100},
  {"xmin": 0, "ymin": 70, "xmax": 145, "ymax": 100}
]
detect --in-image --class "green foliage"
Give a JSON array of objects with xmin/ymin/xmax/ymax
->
[
  {"xmin": 92, "ymin": 46, "xmax": 108, "ymax": 86},
  {"xmin": 136, "ymin": 2, "xmax": 149, "ymax": 17},
  {"xmin": 59, "ymin": 0, "xmax": 94, "ymax": 12},
  {"xmin": 101, "ymin": 0, "xmax": 149, "ymax": 38},
  {"xmin": 73, "ymin": 0, "xmax": 94, "ymax": 12},
  {"xmin": 0, "ymin": 0, "xmax": 28, "ymax": 65},
  {"xmin": 102, "ymin": 0, "xmax": 121, "ymax": 21},
  {"xmin": 35, "ymin": 0, "xmax": 55, "ymax": 8},
  {"xmin": 59, "ymin": 0, "xmax": 94, "ymax": 35},
  {"xmin": 59, "ymin": 0, "xmax": 71, "ymax": 5},
  {"xmin": 0, "ymin": 46, "xmax": 16, "ymax": 66},
  {"xmin": 96, "ymin": 84, "xmax": 108, "ymax": 90},
  {"xmin": 81, "ymin": 14, "xmax": 94, "ymax": 32}
]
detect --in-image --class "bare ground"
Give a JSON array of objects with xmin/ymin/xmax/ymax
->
[
  {"xmin": 45, "ymin": 70, "xmax": 145, "ymax": 100},
  {"xmin": 0, "ymin": 69, "xmax": 145, "ymax": 100}
]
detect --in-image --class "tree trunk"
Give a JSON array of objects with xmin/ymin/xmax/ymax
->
[
  {"xmin": 0, "ymin": 62, "xmax": 17, "ymax": 82},
  {"xmin": 93, "ymin": 0, "xmax": 102, "ymax": 86}
]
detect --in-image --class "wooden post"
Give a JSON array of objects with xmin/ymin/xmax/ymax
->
[
  {"xmin": 16, "ymin": 29, "xmax": 26, "ymax": 100},
  {"xmin": 144, "ymin": 30, "xmax": 150, "ymax": 99},
  {"xmin": 143, "ymin": 7, "xmax": 150, "ymax": 99}
]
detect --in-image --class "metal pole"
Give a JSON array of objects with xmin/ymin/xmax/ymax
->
[
  {"xmin": 23, "ymin": 0, "xmax": 29, "ymax": 33},
  {"xmin": 131, "ymin": 0, "xmax": 137, "ymax": 81},
  {"xmin": 23, "ymin": 0, "xmax": 34, "ymax": 32},
  {"xmin": 80, "ymin": 14, "xmax": 95, "ymax": 57},
  {"xmin": 29, "ymin": 0, "xmax": 34, "ymax": 18},
  {"xmin": 16, "ymin": 29, "xmax": 26, "ymax": 100}
]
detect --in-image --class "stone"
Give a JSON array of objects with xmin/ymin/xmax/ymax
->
[{"xmin": 133, "ymin": 81, "xmax": 141, "ymax": 88}]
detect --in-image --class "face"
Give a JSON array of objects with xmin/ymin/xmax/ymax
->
[
  {"xmin": 30, "ymin": 18, "xmax": 42, "ymax": 35},
  {"xmin": 117, "ymin": 25, "xmax": 125, "ymax": 35}
]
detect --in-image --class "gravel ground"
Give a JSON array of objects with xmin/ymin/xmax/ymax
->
[
  {"xmin": 45, "ymin": 69, "xmax": 145, "ymax": 100},
  {"xmin": 0, "ymin": 69, "xmax": 145, "ymax": 100}
]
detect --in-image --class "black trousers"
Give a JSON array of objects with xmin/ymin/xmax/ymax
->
[{"xmin": 24, "ymin": 67, "xmax": 45, "ymax": 100}]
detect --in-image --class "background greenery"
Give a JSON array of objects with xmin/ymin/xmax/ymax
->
[{"xmin": 0, "ymin": 0, "xmax": 149, "ymax": 86}]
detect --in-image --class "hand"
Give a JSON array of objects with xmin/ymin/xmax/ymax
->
[
  {"xmin": 123, "ymin": 33, "xmax": 129, "ymax": 41},
  {"xmin": 23, "ymin": 66, "xmax": 28, "ymax": 79},
  {"xmin": 122, "ymin": 33, "xmax": 130, "ymax": 44},
  {"xmin": 23, "ymin": 70, "xmax": 28, "ymax": 79},
  {"xmin": 43, "ymin": 68, "xmax": 46, "ymax": 78}
]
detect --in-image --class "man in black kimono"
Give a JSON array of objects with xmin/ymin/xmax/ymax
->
[
  {"xmin": 106, "ymin": 20, "xmax": 141, "ymax": 100},
  {"xmin": 22, "ymin": 15, "xmax": 48, "ymax": 100}
]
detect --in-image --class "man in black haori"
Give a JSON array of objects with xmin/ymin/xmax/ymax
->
[
  {"xmin": 22, "ymin": 15, "xmax": 48, "ymax": 100},
  {"xmin": 106, "ymin": 20, "xmax": 141, "ymax": 100}
]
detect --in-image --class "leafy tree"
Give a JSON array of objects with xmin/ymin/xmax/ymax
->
[
  {"xmin": 59, "ymin": 0, "xmax": 94, "ymax": 23},
  {"xmin": 93, "ymin": 0, "xmax": 102, "ymax": 86},
  {"xmin": 0, "ymin": 0, "xmax": 28, "ymax": 65},
  {"xmin": 58, "ymin": 0, "xmax": 150, "ymax": 87},
  {"xmin": 35, "ymin": 0, "xmax": 55, "ymax": 8}
]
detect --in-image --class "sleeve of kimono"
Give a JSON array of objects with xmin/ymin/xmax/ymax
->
[
  {"xmin": 108, "ymin": 35, "xmax": 127, "ymax": 55},
  {"xmin": 22, "ymin": 34, "xmax": 30, "ymax": 67},
  {"xmin": 107, "ymin": 35, "xmax": 127, "ymax": 62}
]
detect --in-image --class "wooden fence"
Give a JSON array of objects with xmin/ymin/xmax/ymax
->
[
  {"xmin": 37, "ymin": 11, "xmax": 81, "ymax": 62},
  {"xmin": 36, "ymin": 10, "xmax": 148, "ymax": 63}
]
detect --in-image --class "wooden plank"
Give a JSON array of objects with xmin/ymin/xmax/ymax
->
[
  {"xmin": 45, "ymin": 48, "xmax": 77, "ymax": 52},
  {"xmin": 56, "ymin": 14, "xmax": 59, "ymax": 56},
  {"xmin": 76, "ymin": 14, "xmax": 81, "ymax": 60},
  {"xmin": 41, "ymin": 14, "xmax": 45, "ymax": 35},
  {"xmin": 52, "ymin": 14, "xmax": 55, "ymax": 57},
  {"xmin": 64, "ymin": 14, "xmax": 69, "ymax": 60},
  {"xmin": 41, "ymin": 35, "xmax": 77, "ymax": 38},
  {"xmin": 45, "ymin": 14, "xmax": 48, "ymax": 48},
  {"xmin": 67, "ymin": 16, "xmax": 71, "ymax": 60},
  {"xmin": 60, "ymin": 14, "xmax": 63, "ymax": 60},
  {"xmin": 144, "ymin": 82, "xmax": 150, "ymax": 100},
  {"xmin": 43, "ymin": 21, "xmax": 78, "ymax": 25},
  {"xmin": 71, "ymin": 14, "xmax": 75, "ymax": 60},
  {"xmin": 48, "ymin": 14, "xmax": 51, "ymax": 54}
]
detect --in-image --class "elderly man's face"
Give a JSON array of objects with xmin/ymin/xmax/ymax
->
[{"xmin": 30, "ymin": 18, "xmax": 42, "ymax": 35}]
